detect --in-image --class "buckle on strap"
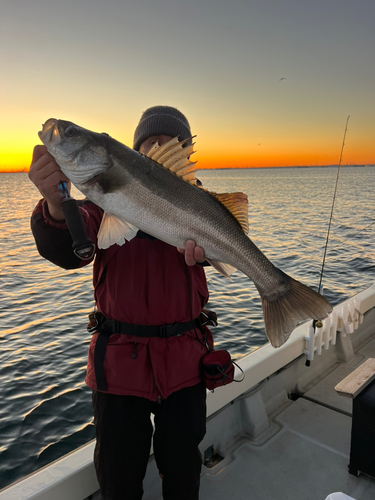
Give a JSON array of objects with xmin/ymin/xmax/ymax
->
[{"xmin": 159, "ymin": 323, "xmax": 178, "ymax": 339}]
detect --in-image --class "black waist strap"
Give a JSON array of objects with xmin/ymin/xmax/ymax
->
[
  {"xmin": 101, "ymin": 317, "xmax": 202, "ymax": 338},
  {"xmin": 93, "ymin": 316, "xmax": 202, "ymax": 392}
]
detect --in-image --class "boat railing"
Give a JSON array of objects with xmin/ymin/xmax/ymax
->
[
  {"xmin": 206, "ymin": 282, "xmax": 375, "ymax": 418},
  {"xmin": 304, "ymin": 287, "xmax": 374, "ymax": 363}
]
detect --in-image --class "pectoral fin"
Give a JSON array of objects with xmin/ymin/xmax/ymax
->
[
  {"xmin": 96, "ymin": 165, "xmax": 129, "ymax": 194},
  {"xmin": 98, "ymin": 213, "xmax": 139, "ymax": 249}
]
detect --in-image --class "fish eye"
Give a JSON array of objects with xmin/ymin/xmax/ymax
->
[{"xmin": 65, "ymin": 126, "xmax": 78, "ymax": 138}]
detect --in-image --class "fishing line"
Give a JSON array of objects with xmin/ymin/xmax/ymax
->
[
  {"xmin": 344, "ymin": 219, "xmax": 375, "ymax": 240},
  {"xmin": 317, "ymin": 115, "xmax": 350, "ymax": 294},
  {"xmin": 306, "ymin": 115, "xmax": 350, "ymax": 367},
  {"xmin": 329, "ymin": 218, "xmax": 375, "ymax": 252}
]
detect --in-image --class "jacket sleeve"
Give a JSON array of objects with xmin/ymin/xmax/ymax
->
[
  {"xmin": 30, "ymin": 198, "xmax": 103, "ymax": 270},
  {"xmin": 31, "ymin": 199, "xmax": 211, "ymax": 270}
]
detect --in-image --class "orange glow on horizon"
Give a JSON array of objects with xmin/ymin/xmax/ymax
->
[
  {"xmin": 196, "ymin": 150, "xmax": 373, "ymax": 170},
  {"xmin": 1, "ymin": 139, "xmax": 373, "ymax": 173},
  {"xmin": 1, "ymin": 154, "xmax": 373, "ymax": 173},
  {"xmin": 0, "ymin": 152, "xmax": 31, "ymax": 173}
]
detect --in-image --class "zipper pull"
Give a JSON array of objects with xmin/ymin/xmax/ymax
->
[
  {"xmin": 132, "ymin": 342, "xmax": 138, "ymax": 359},
  {"xmin": 157, "ymin": 395, "xmax": 162, "ymax": 404}
]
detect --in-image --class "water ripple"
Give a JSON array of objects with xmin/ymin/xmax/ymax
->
[{"xmin": 0, "ymin": 168, "xmax": 374, "ymax": 488}]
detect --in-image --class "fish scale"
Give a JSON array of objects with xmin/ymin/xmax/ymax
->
[{"xmin": 38, "ymin": 118, "xmax": 333, "ymax": 348}]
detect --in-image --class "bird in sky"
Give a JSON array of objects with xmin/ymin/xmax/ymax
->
[{"xmin": 279, "ymin": 77, "xmax": 287, "ymax": 82}]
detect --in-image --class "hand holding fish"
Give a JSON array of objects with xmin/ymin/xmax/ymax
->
[
  {"xmin": 29, "ymin": 145, "xmax": 71, "ymax": 221},
  {"xmin": 177, "ymin": 240, "xmax": 206, "ymax": 266}
]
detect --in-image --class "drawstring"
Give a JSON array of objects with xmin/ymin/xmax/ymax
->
[{"xmin": 184, "ymin": 262, "xmax": 211, "ymax": 350}]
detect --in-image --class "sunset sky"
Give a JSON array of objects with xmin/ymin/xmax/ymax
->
[{"xmin": 1, "ymin": 0, "xmax": 374, "ymax": 172}]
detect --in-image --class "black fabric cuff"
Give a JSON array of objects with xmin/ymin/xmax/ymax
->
[{"xmin": 31, "ymin": 211, "xmax": 82, "ymax": 269}]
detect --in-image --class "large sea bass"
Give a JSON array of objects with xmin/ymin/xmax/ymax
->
[{"xmin": 39, "ymin": 118, "xmax": 332, "ymax": 348}]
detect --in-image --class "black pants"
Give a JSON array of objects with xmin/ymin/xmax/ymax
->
[{"xmin": 92, "ymin": 383, "xmax": 207, "ymax": 500}]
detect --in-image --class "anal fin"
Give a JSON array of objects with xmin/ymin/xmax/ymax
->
[{"xmin": 206, "ymin": 259, "xmax": 237, "ymax": 279}]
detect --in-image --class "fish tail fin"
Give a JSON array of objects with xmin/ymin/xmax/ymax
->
[{"xmin": 260, "ymin": 273, "xmax": 332, "ymax": 348}]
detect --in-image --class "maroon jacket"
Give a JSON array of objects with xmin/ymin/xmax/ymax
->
[{"xmin": 31, "ymin": 199, "xmax": 213, "ymax": 401}]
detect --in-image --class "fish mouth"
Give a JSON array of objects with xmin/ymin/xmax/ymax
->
[{"xmin": 38, "ymin": 118, "xmax": 61, "ymax": 145}]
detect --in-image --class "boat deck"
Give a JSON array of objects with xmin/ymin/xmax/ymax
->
[{"xmin": 141, "ymin": 339, "xmax": 375, "ymax": 500}]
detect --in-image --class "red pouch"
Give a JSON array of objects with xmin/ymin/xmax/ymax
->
[{"xmin": 201, "ymin": 350, "xmax": 236, "ymax": 391}]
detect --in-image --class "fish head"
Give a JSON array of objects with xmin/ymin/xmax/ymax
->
[{"xmin": 38, "ymin": 118, "xmax": 111, "ymax": 184}]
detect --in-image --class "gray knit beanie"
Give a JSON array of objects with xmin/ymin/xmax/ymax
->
[{"xmin": 133, "ymin": 105, "xmax": 192, "ymax": 151}]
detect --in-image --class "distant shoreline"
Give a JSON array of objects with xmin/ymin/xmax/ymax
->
[
  {"xmin": 197, "ymin": 164, "xmax": 374, "ymax": 171},
  {"xmin": 1, "ymin": 164, "xmax": 374, "ymax": 174}
]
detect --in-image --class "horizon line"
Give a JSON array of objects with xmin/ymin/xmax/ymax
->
[{"xmin": 1, "ymin": 163, "xmax": 374, "ymax": 174}]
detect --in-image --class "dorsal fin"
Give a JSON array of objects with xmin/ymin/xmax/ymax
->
[
  {"xmin": 146, "ymin": 136, "xmax": 192, "ymax": 162},
  {"xmin": 212, "ymin": 192, "xmax": 249, "ymax": 233},
  {"xmin": 145, "ymin": 136, "xmax": 199, "ymax": 186},
  {"xmin": 145, "ymin": 141, "xmax": 161, "ymax": 157},
  {"xmin": 145, "ymin": 138, "xmax": 249, "ymax": 230}
]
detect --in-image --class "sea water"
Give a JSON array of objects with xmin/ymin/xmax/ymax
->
[{"xmin": 0, "ymin": 167, "xmax": 374, "ymax": 489}]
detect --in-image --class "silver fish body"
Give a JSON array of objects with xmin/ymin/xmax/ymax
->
[{"xmin": 39, "ymin": 118, "xmax": 332, "ymax": 347}]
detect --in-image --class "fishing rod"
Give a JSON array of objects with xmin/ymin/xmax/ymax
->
[
  {"xmin": 59, "ymin": 181, "xmax": 96, "ymax": 260},
  {"xmin": 305, "ymin": 115, "xmax": 350, "ymax": 367}
]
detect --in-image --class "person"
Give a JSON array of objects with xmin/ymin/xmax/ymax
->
[{"xmin": 28, "ymin": 105, "xmax": 214, "ymax": 500}]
